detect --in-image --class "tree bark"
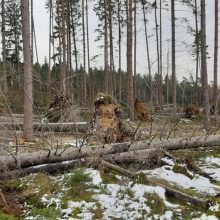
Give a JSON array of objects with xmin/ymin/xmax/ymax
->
[
  {"xmin": 82, "ymin": 0, "xmax": 87, "ymax": 100},
  {"xmin": 48, "ymin": 0, "xmax": 52, "ymax": 94},
  {"xmin": 118, "ymin": 0, "xmax": 122, "ymax": 101},
  {"xmin": 61, "ymin": 0, "xmax": 67, "ymax": 95},
  {"xmin": 104, "ymin": 0, "xmax": 109, "ymax": 94},
  {"xmin": 213, "ymin": 0, "xmax": 219, "ymax": 122},
  {"xmin": 1, "ymin": 134, "xmax": 220, "ymax": 172},
  {"xmin": 194, "ymin": 0, "xmax": 199, "ymax": 106},
  {"xmin": 200, "ymin": 0, "xmax": 210, "ymax": 129},
  {"xmin": 126, "ymin": 0, "xmax": 134, "ymax": 120},
  {"xmin": 1, "ymin": 0, "xmax": 7, "ymax": 92},
  {"xmin": 171, "ymin": 0, "xmax": 176, "ymax": 115},
  {"xmin": 21, "ymin": 0, "xmax": 33, "ymax": 141}
]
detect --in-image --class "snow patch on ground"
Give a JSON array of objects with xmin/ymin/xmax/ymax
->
[
  {"xmin": 62, "ymin": 201, "xmax": 96, "ymax": 220},
  {"xmin": 23, "ymin": 162, "xmax": 220, "ymax": 220},
  {"xmin": 144, "ymin": 165, "xmax": 220, "ymax": 196}
]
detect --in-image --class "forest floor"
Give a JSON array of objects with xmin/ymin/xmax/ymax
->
[{"xmin": 0, "ymin": 115, "xmax": 220, "ymax": 219}]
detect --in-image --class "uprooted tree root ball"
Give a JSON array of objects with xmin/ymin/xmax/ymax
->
[{"xmin": 90, "ymin": 94, "xmax": 132, "ymax": 144}]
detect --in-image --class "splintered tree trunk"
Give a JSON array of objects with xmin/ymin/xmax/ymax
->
[
  {"xmin": 201, "ymin": 0, "xmax": 210, "ymax": 129},
  {"xmin": 126, "ymin": 0, "xmax": 134, "ymax": 121},
  {"xmin": 21, "ymin": 0, "xmax": 33, "ymax": 141},
  {"xmin": 213, "ymin": 0, "xmax": 219, "ymax": 116},
  {"xmin": 171, "ymin": 0, "xmax": 176, "ymax": 115}
]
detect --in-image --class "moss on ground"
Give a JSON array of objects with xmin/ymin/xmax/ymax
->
[
  {"xmin": 172, "ymin": 164, "xmax": 193, "ymax": 179},
  {"xmin": 63, "ymin": 169, "xmax": 94, "ymax": 202},
  {"xmin": 99, "ymin": 169, "xmax": 119, "ymax": 184},
  {"xmin": 0, "ymin": 213, "xmax": 18, "ymax": 220},
  {"xmin": 144, "ymin": 192, "xmax": 166, "ymax": 215}
]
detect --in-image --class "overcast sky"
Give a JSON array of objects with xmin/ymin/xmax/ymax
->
[{"xmin": 33, "ymin": 0, "xmax": 217, "ymax": 84}]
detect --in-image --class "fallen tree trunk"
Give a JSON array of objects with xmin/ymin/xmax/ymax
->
[
  {"xmin": 0, "ymin": 122, "xmax": 87, "ymax": 132},
  {"xmin": 0, "ymin": 160, "xmax": 79, "ymax": 179},
  {"xmin": 0, "ymin": 134, "xmax": 220, "ymax": 172},
  {"xmin": 101, "ymin": 160, "xmax": 209, "ymax": 209}
]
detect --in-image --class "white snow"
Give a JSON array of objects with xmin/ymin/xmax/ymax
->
[
  {"xmin": 192, "ymin": 214, "xmax": 219, "ymax": 220},
  {"xmin": 144, "ymin": 165, "xmax": 220, "ymax": 196},
  {"xmin": 85, "ymin": 168, "xmax": 102, "ymax": 185},
  {"xmin": 62, "ymin": 201, "xmax": 97, "ymax": 220}
]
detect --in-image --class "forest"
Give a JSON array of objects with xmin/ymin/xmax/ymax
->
[{"xmin": 0, "ymin": 0, "xmax": 219, "ymax": 220}]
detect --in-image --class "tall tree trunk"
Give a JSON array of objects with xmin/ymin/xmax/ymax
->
[
  {"xmin": 108, "ymin": 0, "xmax": 114, "ymax": 96},
  {"xmin": 126, "ymin": 0, "xmax": 134, "ymax": 120},
  {"xmin": 86, "ymin": 0, "xmax": 91, "ymax": 100},
  {"xmin": 159, "ymin": 0, "xmax": 163, "ymax": 109},
  {"xmin": 70, "ymin": 4, "xmax": 79, "ymax": 88},
  {"xmin": 142, "ymin": 0, "xmax": 152, "ymax": 106},
  {"xmin": 104, "ymin": 0, "xmax": 109, "ymax": 94},
  {"xmin": 195, "ymin": 0, "xmax": 199, "ymax": 106},
  {"xmin": 213, "ymin": 0, "xmax": 219, "ymax": 112},
  {"xmin": 66, "ymin": 0, "xmax": 71, "ymax": 95},
  {"xmin": 134, "ymin": 0, "xmax": 137, "ymax": 98},
  {"xmin": 48, "ymin": 0, "xmax": 52, "ymax": 94},
  {"xmin": 30, "ymin": 0, "xmax": 34, "ymax": 64},
  {"xmin": 21, "ymin": 0, "xmax": 33, "ymax": 141},
  {"xmin": 154, "ymin": 0, "xmax": 161, "ymax": 108},
  {"xmin": 200, "ymin": 0, "xmax": 210, "ymax": 129},
  {"xmin": 61, "ymin": 0, "xmax": 67, "ymax": 95},
  {"xmin": 118, "ymin": 0, "xmax": 122, "ymax": 101},
  {"xmin": 82, "ymin": 0, "xmax": 87, "ymax": 100},
  {"xmin": 171, "ymin": 0, "xmax": 176, "ymax": 115},
  {"xmin": 1, "ymin": 0, "xmax": 7, "ymax": 92}
]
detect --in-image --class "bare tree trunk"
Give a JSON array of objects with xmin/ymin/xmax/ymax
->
[
  {"xmin": 48, "ymin": 0, "xmax": 52, "ymax": 94},
  {"xmin": 61, "ymin": 0, "xmax": 67, "ymax": 95},
  {"xmin": 134, "ymin": 0, "xmax": 137, "ymax": 98},
  {"xmin": 82, "ymin": 0, "xmax": 87, "ymax": 100},
  {"xmin": 118, "ymin": 0, "xmax": 122, "ymax": 101},
  {"xmin": 159, "ymin": 0, "xmax": 163, "ymax": 109},
  {"xmin": 21, "ymin": 0, "xmax": 33, "ymax": 141},
  {"xmin": 108, "ymin": 0, "xmax": 114, "ymax": 95},
  {"xmin": 200, "ymin": 0, "xmax": 210, "ymax": 129},
  {"xmin": 213, "ymin": 0, "xmax": 219, "ymax": 119},
  {"xmin": 154, "ymin": 0, "xmax": 161, "ymax": 108},
  {"xmin": 70, "ymin": 4, "xmax": 79, "ymax": 84},
  {"xmin": 104, "ymin": 0, "xmax": 109, "ymax": 94},
  {"xmin": 30, "ymin": 0, "xmax": 34, "ymax": 64},
  {"xmin": 66, "ymin": 0, "xmax": 72, "ymax": 95},
  {"xmin": 126, "ymin": 0, "xmax": 134, "ymax": 120},
  {"xmin": 142, "ymin": 0, "xmax": 152, "ymax": 107},
  {"xmin": 1, "ymin": 0, "xmax": 7, "ymax": 92},
  {"xmin": 86, "ymin": 0, "xmax": 92, "ymax": 101},
  {"xmin": 171, "ymin": 0, "xmax": 176, "ymax": 115},
  {"xmin": 195, "ymin": 0, "xmax": 199, "ymax": 106}
]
